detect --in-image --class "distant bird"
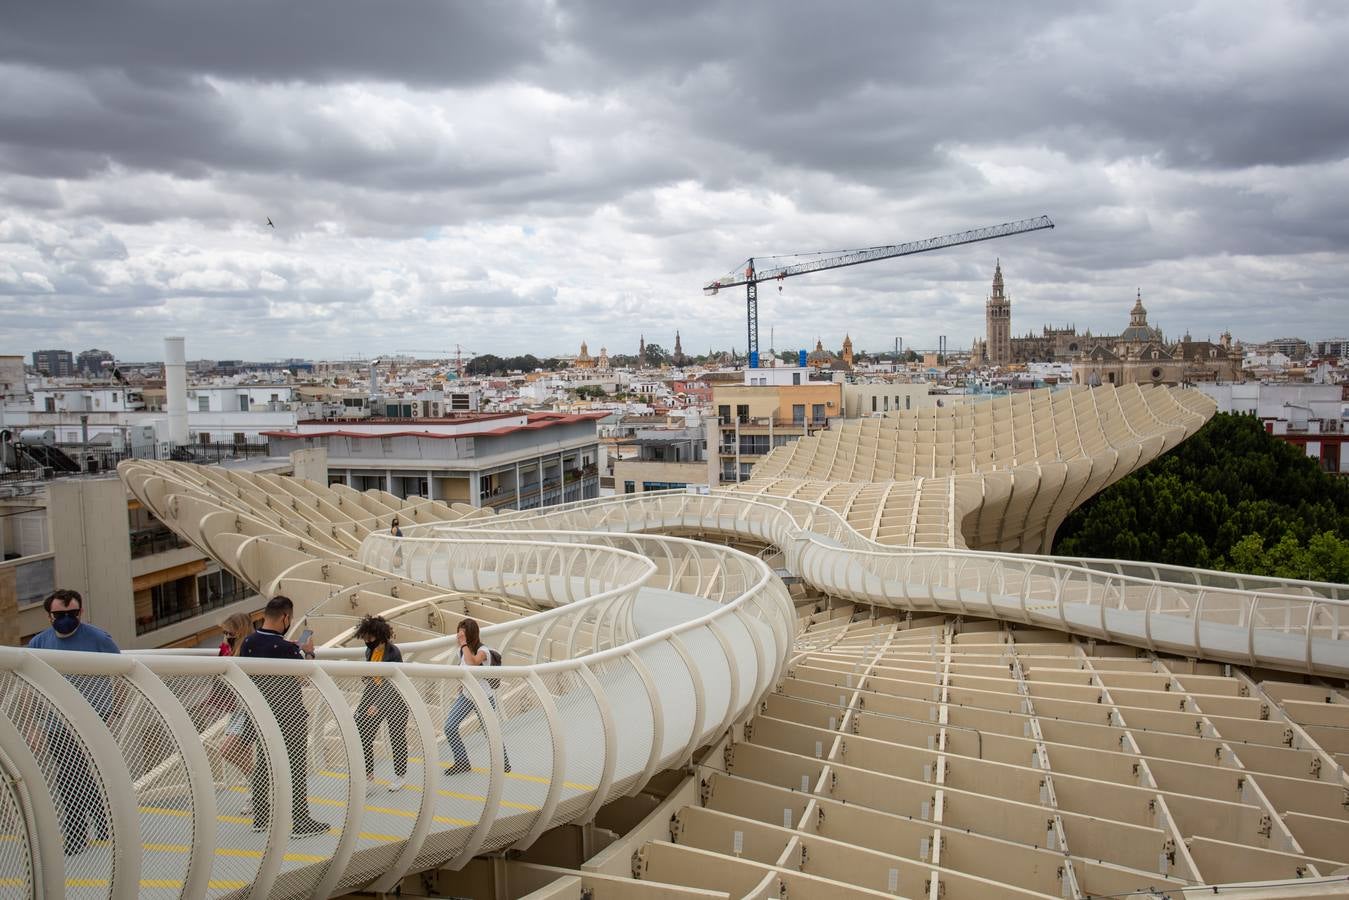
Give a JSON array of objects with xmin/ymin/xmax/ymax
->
[{"xmin": 266, "ymin": 217, "xmax": 274, "ymax": 228}]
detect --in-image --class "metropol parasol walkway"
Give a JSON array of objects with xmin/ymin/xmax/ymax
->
[{"xmin": 1, "ymin": 384, "xmax": 1346, "ymax": 899}]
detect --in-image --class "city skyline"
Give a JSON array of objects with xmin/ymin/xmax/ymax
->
[{"xmin": 2, "ymin": 2, "xmax": 1348, "ymax": 360}]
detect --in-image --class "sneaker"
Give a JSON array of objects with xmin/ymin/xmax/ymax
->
[
  {"xmin": 387, "ymin": 778, "xmax": 404, "ymax": 792},
  {"xmin": 443, "ymin": 759, "xmax": 470, "ymax": 776},
  {"xmin": 292, "ymin": 818, "xmax": 330, "ymax": 837}
]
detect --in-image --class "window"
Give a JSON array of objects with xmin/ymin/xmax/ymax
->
[
  {"xmin": 198, "ymin": 396, "xmax": 210, "ymax": 412},
  {"xmin": 792, "ymin": 404, "xmax": 805, "ymax": 425},
  {"xmin": 905, "ymin": 395, "xmax": 911, "ymax": 410},
  {"xmin": 718, "ymin": 405, "xmax": 731, "ymax": 424},
  {"xmin": 238, "ymin": 395, "xmax": 249, "ymax": 411},
  {"xmin": 233, "ymin": 433, "xmax": 246, "ymax": 445},
  {"xmin": 883, "ymin": 396, "xmax": 890, "ymax": 411},
  {"xmin": 269, "ymin": 393, "xmax": 279, "ymax": 403},
  {"xmin": 381, "ymin": 437, "xmax": 393, "ymax": 454},
  {"xmin": 812, "ymin": 403, "xmax": 825, "ymax": 424},
  {"xmin": 871, "ymin": 396, "xmax": 877, "ymax": 412},
  {"xmin": 624, "ymin": 480, "xmax": 635, "ymax": 494},
  {"xmin": 736, "ymin": 404, "xmax": 750, "ymax": 423},
  {"xmin": 199, "ymin": 432, "xmax": 210, "ymax": 445},
  {"xmin": 792, "ymin": 372, "xmax": 801, "ymax": 385}
]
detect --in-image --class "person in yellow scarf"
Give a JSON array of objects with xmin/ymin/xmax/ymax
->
[{"xmin": 355, "ymin": 615, "xmax": 409, "ymax": 791}]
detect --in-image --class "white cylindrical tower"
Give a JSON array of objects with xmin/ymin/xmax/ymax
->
[{"xmin": 164, "ymin": 336, "xmax": 189, "ymax": 446}]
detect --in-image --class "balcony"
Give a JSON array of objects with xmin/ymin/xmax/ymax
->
[
  {"xmin": 135, "ymin": 584, "xmax": 254, "ymax": 636},
  {"xmin": 130, "ymin": 527, "xmax": 191, "ymax": 559}
]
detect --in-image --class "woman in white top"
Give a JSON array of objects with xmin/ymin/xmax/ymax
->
[{"xmin": 442, "ymin": 617, "xmax": 512, "ymax": 775}]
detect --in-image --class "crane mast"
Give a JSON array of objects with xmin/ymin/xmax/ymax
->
[{"xmin": 705, "ymin": 215, "xmax": 1054, "ymax": 366}]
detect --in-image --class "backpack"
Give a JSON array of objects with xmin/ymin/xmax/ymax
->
[{"xmin": 486, "ymin": 647, "xmax": 502, "ymax": 690}]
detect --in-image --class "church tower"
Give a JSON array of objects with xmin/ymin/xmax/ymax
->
[
  {"xmin": 985, "ymin": 260, "xmax": 1011, "ymax": 365},
  {"xmin": 638, "ymin": 334, "xmax": 646, "ymax": 368},
  {"xmin": 673, "ymin": 331, "xmax": 684, "ymax": 366},
  {"xmin": 841, "ymin": 334, "xmax": 854, "ymax": 367}
]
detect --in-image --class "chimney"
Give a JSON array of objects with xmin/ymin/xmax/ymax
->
[{"xmin": 164, "ymin": 336, "xmax": 189, "ymax": 445}]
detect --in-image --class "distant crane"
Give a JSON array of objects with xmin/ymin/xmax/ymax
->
[
  {"xmin": 397, "ymin": 345, "xmax": 479, "ymax": 375},
  {"xmin": 704, "ymin": 215, "xmax": 1055, "ymax": 366}
]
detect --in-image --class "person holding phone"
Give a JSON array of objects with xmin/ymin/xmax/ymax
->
[{"xmin": 238, "ymin": 596, "xmax": 329, "ymax": 836}]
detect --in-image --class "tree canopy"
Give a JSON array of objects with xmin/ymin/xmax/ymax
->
[{"xmin": 1052, "ymin": 413, "xmax": 1349, "ymax": 583}]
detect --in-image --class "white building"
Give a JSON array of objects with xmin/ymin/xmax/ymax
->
[{"xmin": 266, "ymin": 411, "xmax": 603, "ymax": 510}]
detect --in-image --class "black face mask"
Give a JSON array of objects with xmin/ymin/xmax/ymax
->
[
  {"xmin": 365, "ymin": 639, "xmax": 381, "ymax": 651},
  {"xmin": 52, "ymin": 612, "xmax": 81, "ymax": 636}
]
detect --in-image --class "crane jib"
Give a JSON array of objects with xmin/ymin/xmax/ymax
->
[{"xmin": 703, "ymin": 215, "xmax": 1054, "ymax": 291}]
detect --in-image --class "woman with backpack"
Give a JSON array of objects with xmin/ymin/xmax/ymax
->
[
  {"xmin": 443, "ymin": 617, "xmax": 511, "ymax": 776},
  {"xmin": 355, "ymin": 615, "xmax": 409, "ymax": 791}
]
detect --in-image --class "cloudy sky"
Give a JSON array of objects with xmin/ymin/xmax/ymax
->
[{"xmin": 2, "ymin": 1, "xmax": 1347, "ymax": 363}]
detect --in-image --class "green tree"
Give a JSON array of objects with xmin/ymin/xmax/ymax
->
[{"xmin": 1053, "ymin": 413, "xmax": 1349, "ymax": 579}]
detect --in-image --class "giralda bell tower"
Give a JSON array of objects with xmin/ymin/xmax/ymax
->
[{"xmin": 985, "ymin": 259, "xmax": 1011, "ymax": 366}]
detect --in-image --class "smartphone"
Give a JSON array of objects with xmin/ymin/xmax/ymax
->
[{"xmin": 297, "ymin": 628, "xmax": 314, "ymax": 646}]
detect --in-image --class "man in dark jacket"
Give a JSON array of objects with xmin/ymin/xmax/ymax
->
[{"xmin": 238, "ymin": 595, "xmax": 329, "ymax": 836}]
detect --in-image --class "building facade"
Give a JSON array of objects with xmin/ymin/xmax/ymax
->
[
  {"xmin": 32, "ymin": 349, "xmax": 74, "ymax": 378},
  {"xmin": 712, "ymin": 370, "xmax": 842, "ymax": 484},
  {"xmin": 265, "ymin": 411, "xmax": 603, "ymax": 510}
]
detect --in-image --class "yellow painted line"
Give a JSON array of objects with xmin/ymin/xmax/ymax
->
[
  {"xmin": 67, "ymin": 879, "xmax": 109, "ymax": 888},
  {"xmin": 0, "ymin": 880, "xmax": 22, "ymax": 888},
  {"xmin": 140, "ymin": 879, "xmax": 183, "ymax": 889},
  {"xmin": 209, "ymin": 880, "xmax": 249, "ymax": 890},
  {"xmin": 143, "ymin": 842, "xmax": 190, "ymax": 853},
  {"xmin": 360, "ymin": 831, "xmax": 403, "ymax": 843},
  {"xmin": 139, "ymin": 805, "xmax": 190, "ymax": 818},
  {"xmin": 433, "ymin": 815, "xmax": 474, "ymax": 827},
  {"xmin": 216, "ymin": 847, "xmax": 263, "ymax": 859}
]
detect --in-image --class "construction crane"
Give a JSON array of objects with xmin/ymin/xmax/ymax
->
[
  {"xmin": 397, "ymin": 345, "xmax": 478, "ymax": 374},
  {"xmin": 704, "ymin": 215, "xmax": 1055, "ymax": 366}
]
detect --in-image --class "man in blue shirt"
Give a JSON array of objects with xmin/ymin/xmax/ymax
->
[
  {"xmin": 239, "ymin": 595, "xmax": 329, "ymax": 836},
  {"xmin": 27, "ymin": 588, "xmax": 120, "ymax": 855}
]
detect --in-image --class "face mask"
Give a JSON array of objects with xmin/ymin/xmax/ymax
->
[
  {"xmin": 365, "ymin": 640, "xmax": 380, "ymax": 650},
  {"xmin": 52, "ymin": 612, "xmax": 81, "ymax": 636}
]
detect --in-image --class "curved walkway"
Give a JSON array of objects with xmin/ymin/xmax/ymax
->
[{"xmin": 0, "ymin": 384, "xmax": 1344, "ymax": 898}]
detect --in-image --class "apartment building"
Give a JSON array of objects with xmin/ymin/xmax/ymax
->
[
  {"xmin": 0, "ymin": 460, "xmax": 289, "ymax": 648},
  {"xmin": 264, "ymin": 411, "xmax": 603, "ymax": 510},
  {"xmin": 711, "ymin": 368, "xmax": 842, "ymax": 484},
  {"xmin": 613, "ymin": 423, "xmax": 709, "ymax": 494}
]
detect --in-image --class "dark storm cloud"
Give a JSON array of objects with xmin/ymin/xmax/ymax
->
[
  {"xmin": 0, "ymin": 0, "xmax": 1345, "ymax": 360},
  {"xmin": 0, "ymin": 1, "xmax": 551, "ymax": 87}
]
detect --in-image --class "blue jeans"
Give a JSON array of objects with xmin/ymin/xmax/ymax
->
[{"xmin": 443, "ymin": 694, "xmax": 510, "ymax": 771}]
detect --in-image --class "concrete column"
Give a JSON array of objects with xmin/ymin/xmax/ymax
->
[
  {"xmin": 163, "ymin": 336, "xmax": 189, "ymax": 446},
  {"xmin": 48, "ymin": 479, "xmax": 135, "ymax": 647},
  {"xmin": 426, "ymin": 469, "xmax": 435, "ymax": 501},
  {"xmin": 385, "ymin": 470, "xmax": 394, "ymax": 496}
]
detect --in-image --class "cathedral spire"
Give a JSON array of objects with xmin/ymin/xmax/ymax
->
[
  {"xmin": 1130, "ymin": 289, "xmax": 1148, "ymax": 327},
  {"xmin": 992, "ymin": 258, "xmax": 1004, "ymax": 298}
]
